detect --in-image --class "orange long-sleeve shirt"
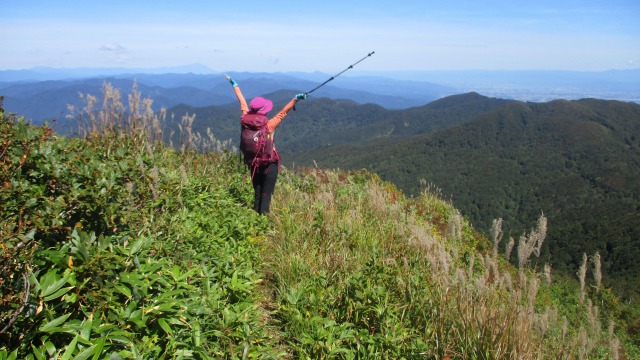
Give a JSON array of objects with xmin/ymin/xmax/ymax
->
[{"xmin": 233, "ymin": 86, "xmax": 297, "ymax": 133}]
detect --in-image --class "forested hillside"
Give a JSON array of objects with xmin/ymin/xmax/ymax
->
[
  {"xmin": 288, "ymin": 96, "xmax": 640, "ymax": 302},
  {"xmin": 168, "ymin": 91, "xmax": 513, "ymax": 154}
]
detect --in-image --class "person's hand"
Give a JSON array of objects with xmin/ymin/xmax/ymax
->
[
  {"xmin": 224, "ymin": 74, "xmax": 238, "ymax": 87},
  {"xmin": 295, "ymin": 93, "xmax": 307, "ymax": 101}
]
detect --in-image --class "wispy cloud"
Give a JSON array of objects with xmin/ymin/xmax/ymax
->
[{"xmin": 100, "ymin": 43, "xmax": 127, "ymax": 52}]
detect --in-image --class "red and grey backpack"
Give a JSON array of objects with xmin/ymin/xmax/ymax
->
[{"xmin": 240, "ymin": 113, "xmax": 280, "ymax": 175}]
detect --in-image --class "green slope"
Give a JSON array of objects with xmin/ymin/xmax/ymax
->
[
  {"xmin": 3, "ymin": 95, "xmax": 638, "ymax": 358},
  {"xmin": 289, "ymin": 97, "xmax": 640, "ymax": 301}
]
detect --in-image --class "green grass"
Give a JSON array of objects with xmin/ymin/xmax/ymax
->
[
  {"xmin": 1, "ymin": 86, "xmax": 635, "ymax": 359},
  {"xmin": 1, "ymin": 106, "xmax": 279, "ymax": 358}
]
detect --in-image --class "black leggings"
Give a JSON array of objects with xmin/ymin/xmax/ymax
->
[{"xmin": 252, "ymin": 162, "xmax": 279, "ymax": 214}]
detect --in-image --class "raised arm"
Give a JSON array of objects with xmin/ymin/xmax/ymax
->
[{"xmin": 225, "ymin": 74, "xmax": 248, "ymax": 115}]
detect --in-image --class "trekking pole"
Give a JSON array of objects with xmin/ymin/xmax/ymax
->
[
  {"xmin": 305, "ymin": 51, "xmax": 375, "ymax": 96},
  {"xmin": 293, "ymin": 51, "xmax": 375, "ymax": 110}
]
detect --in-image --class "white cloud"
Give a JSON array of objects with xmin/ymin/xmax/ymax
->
[{"xmin": 99, "ymin": 43, "xmax": 127, "ymax": 52}]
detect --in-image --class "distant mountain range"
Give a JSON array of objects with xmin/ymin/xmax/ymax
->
[
  {"xmin": 0, "ymin": 64, "xmax": 218, "ymax": 81},
  {"xmin": 1, "ymin": 66, "xmax": 639, "ymax": 126},
  {"xmin": 0, "ymin": 69, "xmax": 452, "ymax": 123}
]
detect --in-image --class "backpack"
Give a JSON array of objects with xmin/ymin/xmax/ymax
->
[{"xmin": 240, "ymin": 113, "xmax": 280, "ymax": 173}]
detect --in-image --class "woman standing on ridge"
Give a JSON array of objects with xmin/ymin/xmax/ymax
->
[{"xmin": 225, "ymin": 74, "xmax": 306, "ymax": 214}]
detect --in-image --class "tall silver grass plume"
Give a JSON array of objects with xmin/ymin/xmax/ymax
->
[
  {"xmin": 608, "ymin": 318, "xmax": 615, "ymax": 339},
  {"xmin": 592, "ymin": 252, "xmax": 602, "ymax": 292},
  {"xmin": 505, "ymin": 236, "xmax": 515, "ymax": 261},
  {"xmin": 159, "ymin": 168, "xmax": 168, "ymax": 179},
  {"xmin": 82, "ymin": 93, "xmax": 98, "ymax": 135},
  {"xmin": 517, "ymin": 213, "xmax": 548, "ymax": 269},
  {"xmin": 417, "ymin": 177, "xmax": 446, "ymax": 200},
  {"xmin": 408, "ymin": 218, "xmax": 452, "ymax": 282},
  {"xmin": 66, "ymin": 104, "xmax": 85, "ymax": 137},
  {"xmin": 610, "ymin": 337, "xmax": 620, "ymax": 360},
  {"xmin": 548, "ymin": 306, "xmax": 558, "ymax": 332},
  {"xmin": 447, "ymin": 212, "xmax": 463, "ymax": 240},
  {"xmin": 467, "ymin": 253, "xmax": 475, "ymax": 279},
  {"xmin": 128, "ymin": 79, "xmax": 141, "ymax": 130},
  {"xmin": 455, "ymin": 267, "xmax": 467, "ymax": 285},
  {"xmin": 141, "ymin": 97, "xmax": 154, "ymax": 140},
  {"xmin": 585, "ymin": 299, "xmax": 600, "ymax": 333},
  {"xmin": 124, "ymin": 181, "xmax": 137, "ymax": 207},
  {"xmin": 516, "ymin": 233, "xmax": 530, "ymax": 270},
  {"xmin": 578, "ymin": 327, "xmax": 589, "ymax": 360},
  {"xmin": 483, "ymin": 253, "xmax": 499, "ymax": 284},
  {"xmin": 178, "ymin": 165, "xmax": 188, "ymax": 184},
  {"xmin": 577, "ymin": 253, "xmax": 588, "ymax": 305},
  {"xmin": 101, "ymin": 82, "xmax": 121, "ymax": 110},
  {"xmin": 100, "ymin": 81, "xmax": 124, "ymax": 134},
  {"xmin": 149, "ymin": 167, "xmax": 159, "ymax": 200},
  {"xmin": 532, "ymin": 213, "xmax": 547, "ymax": 257},
  {"xmin": 145, "ymin": 143, "xmax": 154, "ymax": 159},
  {"xmin": 179, "ymin": 112, "xmax": 196, "ymax": 153},
  {"xmin": 543, "ymin": 263, "xmax": 552, "ymax": 285},
  {"xmin": 527, "ymin": 275, "xmax": 539, "ymax": 309},
  {"xmin": 501, "ymin": 272, "xmax": 513, "ymax": 292},
  {"xmin": 154, "ymin": 107, "xmax": 167, "ymax": 143},
  {"xmin": 534, "ymin": 307, "xmax": 550, "ymax": 336},
  {"xmin": 490, "ymin": 218, "xmax": 504, "ymax": 259},
  {"xmin": 561, "ymin": 315, "xmax": 568, "ymax": 342}
]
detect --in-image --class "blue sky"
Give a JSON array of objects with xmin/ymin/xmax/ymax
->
[{"xmin": 2, "ymin": 0, "xmax": 639, "ymax": 73}]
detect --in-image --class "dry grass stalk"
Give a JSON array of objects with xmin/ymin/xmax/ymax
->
[
  {"xmin": 505, "ymin": 236, "xmax": 515, "ymax": 262},
  {"xmin": 67, "ymin": 81, "xmax": 230, "ymax": 155},
  {"xmin": 543, "ymin": 263, "xmax": 552, "ymax": 285},
  {"xmin": 517, "ymin": 213, "xmax": 547, "ymax": 270},
  {"xmin": 592, "ymin": 252, "xmax": 602, "ymax": 292},
  {"xmin": 447, "ymin": 212, "xmax": 463, "ymax": 240},
  {"xmin": 527, "ymin": 276, "xmax": 539, "ymax": 310},
  {"xmin": 578, "ymin": 253, "xmax": 588, "ymax": 305},
  {"xmin": 586, "ymin": 299, "xmax": 601, "ymax": 334},
  {"xmin": 491, "ymin": 218, "xmax": 504, "ymax": 259},
  {"xmin": 610, "ymin": 337, "xmax": 620, "ymax": 360}
]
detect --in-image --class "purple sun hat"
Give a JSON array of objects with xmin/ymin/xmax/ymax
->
[{"xmin": 249, "ymin": 97, "xmax": 273, "ymax": 115}]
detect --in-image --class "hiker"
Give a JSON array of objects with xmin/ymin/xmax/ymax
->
[{"xmin": 225, "ymin": 74, "xmax": 306, "ymax": 214}]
